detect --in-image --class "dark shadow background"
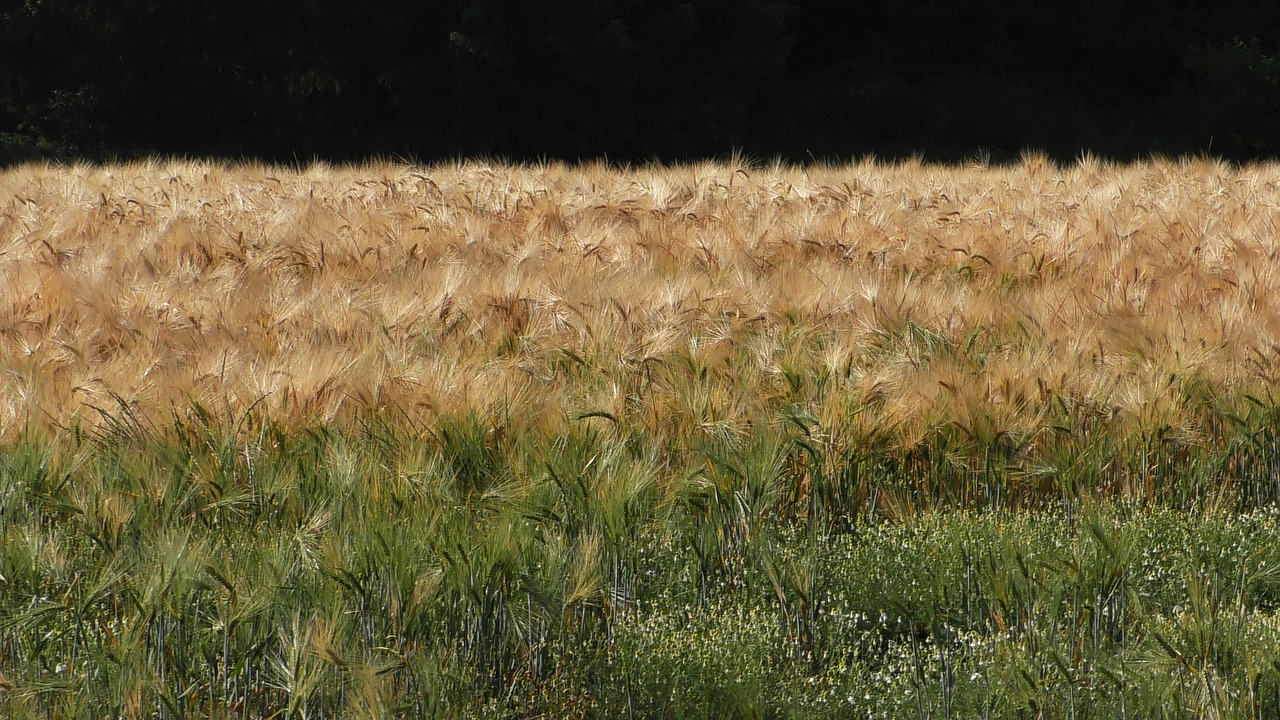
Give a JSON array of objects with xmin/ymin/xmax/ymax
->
[{"xmin": 3, "ymin": 0, "xmax": 1279, "ymax": 166}]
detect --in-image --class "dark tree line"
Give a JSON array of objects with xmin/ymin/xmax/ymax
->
[{"xmin": 3, "ymin": 0, "xmax": 1280, "ymax": 165}]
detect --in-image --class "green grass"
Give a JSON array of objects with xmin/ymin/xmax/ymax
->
[{"xmin": 5, "ymin": 406, "xmax": 1280, "ymax": 718}]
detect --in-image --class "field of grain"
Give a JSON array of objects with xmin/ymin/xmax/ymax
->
[
  {"xmin": 5, "ymin": 155, "xmax": 1280, "ymax": 452},
  {"xmin": 6, "ymin": 156, "xmax": 1280, "ymax": 717}
]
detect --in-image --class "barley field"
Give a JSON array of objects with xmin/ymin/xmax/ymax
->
[{"xmin": 6, "ymin": 155, "xmax": 1280, "ymax": 718}]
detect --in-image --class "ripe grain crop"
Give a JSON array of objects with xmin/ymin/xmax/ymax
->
[{"xmin": 4, "ymin": 154, "xmax": 1280, "ymax": 503}]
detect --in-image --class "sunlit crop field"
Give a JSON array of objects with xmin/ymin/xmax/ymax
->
[
  {"xmin": 6, "ymin": 156, "xmax": 1280, "ymax": 718},
  {"xmin": 6, "ymin": 154, "xmax": 1280, "ymax": 458}
]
